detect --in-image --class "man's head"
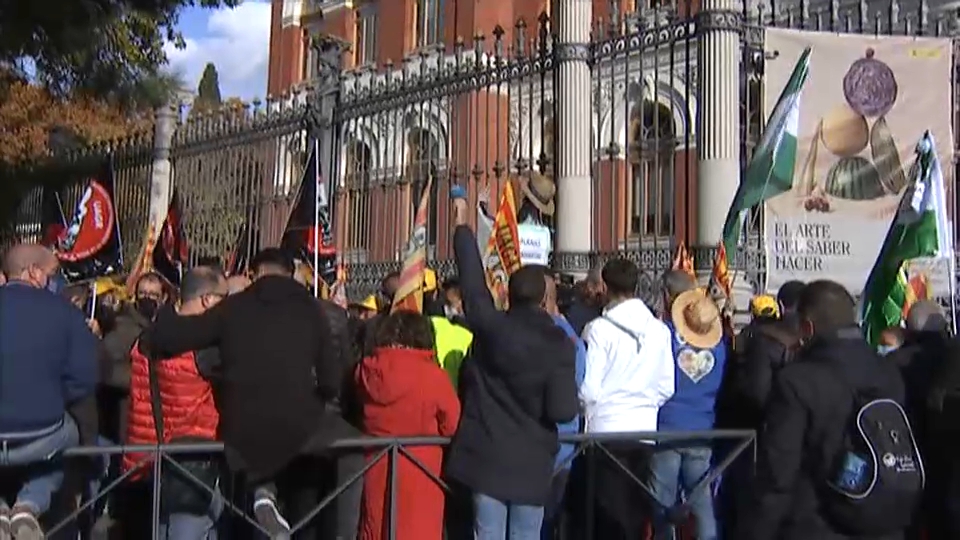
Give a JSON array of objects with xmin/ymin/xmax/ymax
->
[
  {"xmin": 777, "ymin": 280, "xmax": 805, "ymax": 317},
  {"xmin": 797, "ymin": 280, "xmax": 856, "ymax": 339},
  {"xmin": 250, "ymin": 248, "xmax": 295, "ymax": 280},
  {"xmin": 581, "ymin": 266, "xmax": 606, "ymax": 306},
  {"xmin": 226, "ymin": 274, "xmax": 252, "ymax": 295},
  {"xmin": 179, "ymin": 267, "xmax": 228, "ymax": 316},
  {"xmin": 442, "ymin": 277, "xmax": 463, "ymax": 318},
  {"xmin": 508, "ymin": 264, "xmax": 548, "ymax": 309},
  {"xmin": 380, "ymin": 271, "xmax": 401, "ymax": 301},
  {"xmin": 601, "ymin": 258, "xmax": 639, "ymax": 301},
  {"xmin": 2, "ymin": 244, "xmax": 62, "ymax": 292},
  {"xmin": 905, "ymin": 300, "xmax": 948, "ymax": 334},
  {"xmin": 878, "ymin": 326, "xmax": 906, "ymax": 354},
  {"xmin": 660, "ymin": 269, "xmax": 697, "ymax": 311},
  {"xmin": 133, "ymin": 272, "xmax": 167, "ymax": 320},
  {"xmin": 541, "ymin": 271, "xmax": 559, "ymax": 315}
]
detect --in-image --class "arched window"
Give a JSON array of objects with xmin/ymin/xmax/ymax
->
[
  {"xmin": 345, "ymin": 139, "xmax": 373, "ymax": 253},
  {"xmin": 406, "ymin": 128, "xmax": 441, "ymax": 247},
  {"xmin": 629, "ymin": 100, "xmax": 676, "ymax": 237}
]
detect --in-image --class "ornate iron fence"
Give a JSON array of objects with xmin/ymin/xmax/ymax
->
[{"xmin": 37, "ymin": 430, "xmax": 755, "ymax": 539}]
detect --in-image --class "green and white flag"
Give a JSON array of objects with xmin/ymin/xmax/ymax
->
[
  {"xmin": 860, "ymin": 131, "xmax": 953, "ymax": 345},
  {"xmin": 721, "ymin": 47, "xmax": 811, "ymax": 256}
]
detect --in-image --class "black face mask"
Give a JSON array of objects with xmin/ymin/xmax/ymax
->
[{"xmin": 134, "ymin": 297, "xmax": 160, "ymax": 320}]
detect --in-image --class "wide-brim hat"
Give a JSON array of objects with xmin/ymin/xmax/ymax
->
[
  {"xmin": 521, "ymin": 172, "xmax": 556, "ymax": 216},
  {"xmin": 671, "ymin": 289, "xmax": 723, "ymax": 349}
]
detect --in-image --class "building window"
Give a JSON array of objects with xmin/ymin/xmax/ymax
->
[
  {"xmin": 406, "ymin": 128, "xmax": 440, "ymax": 245},
  {"xmin": 345, "ymin": 140, "xmax": 373, "ymax": 254},
  {"xmin": 629, "ymin": 101, "xmax": 676, "ymax": 237},
  {"xmin": 302, "ymin": 39, "xmax": 317, "ymax": 80},
  {"xmin": 414, "ymin": 0, "xmax": 443, "ymax": 48},
  {"xmin": 355, "ymin": 6, "xmax": 378, "ymax": 65}
]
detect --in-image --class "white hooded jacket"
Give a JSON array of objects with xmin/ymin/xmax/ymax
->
[{"xmin": 579, "ymin": 298, "xmax": 675, "ymax": 434}]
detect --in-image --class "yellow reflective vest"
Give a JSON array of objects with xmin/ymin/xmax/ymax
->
[{"xmin": 430, "ymin": 316, "xmax": 473, "ymax": 389}]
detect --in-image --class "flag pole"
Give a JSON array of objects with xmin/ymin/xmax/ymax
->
[{"xmin": 312, "ymin": 138, "xmax": 321, "ymax": 299}]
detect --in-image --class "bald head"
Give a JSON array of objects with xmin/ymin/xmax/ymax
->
[
  {"xmin": 226, "ymin": 274, "xmax": 251, "ymax": 295},
  {"xmin": 661, "ymin": 269, "xmax": 697, "ymax": 306},
  {"xmin": 2, "ymin": 244, "xmax": 58, "ymax": 288},
  {"xmin": 906, "ymin": 300, "xmax": 948, "ymax": 333}
]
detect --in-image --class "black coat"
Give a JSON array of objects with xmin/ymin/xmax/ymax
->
[
  {"xmin": 745, "ymin": 327, "xmax": 905, "ymax": 540},
  {"xmin": 564, "ymin": 299, "xmax": 600, "ymax": 338},
  {"xmin": 143, "ymin": 275, "xmax": 358, "ymax": 483},
  {"xmin": 445, "ymin": 225, "xmax": 579, "ymax": 506}
]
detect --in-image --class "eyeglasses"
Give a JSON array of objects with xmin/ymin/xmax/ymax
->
[{"xmin": 136, "ymin": 291, "xmax": 164, "ymax": 301}]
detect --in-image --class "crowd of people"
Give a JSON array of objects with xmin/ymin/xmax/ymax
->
[{"xmin": 0, "ymin": 193, "xmax": 957, "ymax": 540}]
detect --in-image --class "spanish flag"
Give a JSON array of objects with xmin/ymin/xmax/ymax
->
[{"xmin": 392, "ymin": 172, "xmax": 434, "ymax": 313}]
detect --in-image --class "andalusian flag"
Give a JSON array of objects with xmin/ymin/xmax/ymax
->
[
  {"xmin": 672, "ymin": 241, "xmax": 696, "ymax": 281},
  {"xmin": 721, "ymin": 47, "xmax": 811, "ymax": 255},
  {"xmin": 860, "ymin": 131, "xmax": 953, "ymax": 344}
]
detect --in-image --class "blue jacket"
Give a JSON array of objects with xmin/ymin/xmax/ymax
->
[
  {"xmin": 553, "ymin": 314, "xmax": 586, "ymax": 470},
  {"xmin": 0, "ymin": 282, "xmax": 98, "ymax": 432},
  {"xmin": 657, "ymin": 320, "xmax": 727, "ymax": 432}
]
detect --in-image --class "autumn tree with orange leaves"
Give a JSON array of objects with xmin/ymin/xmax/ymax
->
[{"xmin": 0, "ymin": 77, "xmax": 153, "ymax": 164}]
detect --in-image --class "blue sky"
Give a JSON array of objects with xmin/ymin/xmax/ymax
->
[{"xmin": 164, "ymin": 0, "xmax": 271, "ymax": 101}]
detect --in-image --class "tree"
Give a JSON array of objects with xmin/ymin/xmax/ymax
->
[
  {"xmin": 191, "ymin": 63, "xmax": 222, "ymax": 116},
  {"xmin": 0, "ymin": 0, "xmax": 239, "ymax": 106}
]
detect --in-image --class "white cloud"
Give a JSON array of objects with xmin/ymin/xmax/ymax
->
[{"xmin": 164, "ymin": 0, "xmax": 271, "ymax": 101}]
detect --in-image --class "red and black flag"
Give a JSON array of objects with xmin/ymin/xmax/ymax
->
[
  {"xmin": 40, "ymin": 187, "xmax": 67, "ymax": 249},
  {"xmin": 152, "ymin": 188, "xmax": 189, "ymax": 287},
  {"xmin": 54, "ymin": 161, "xmax": 124, "ymax": 282},
  {"xmin": 281, "ymin": 140, "xmax": 337, "ymax": 287},
  {"xmin": 225, "ymin": 222, "xmax": 250, "ymax": 277}
]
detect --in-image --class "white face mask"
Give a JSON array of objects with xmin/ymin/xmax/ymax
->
[{"xmin": 444, "ymin": 304, "xmax": 461, "ymax": 319}]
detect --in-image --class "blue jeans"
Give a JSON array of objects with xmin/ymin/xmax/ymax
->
[
  {"xmin": 650, "ymin": 446, "xmax": 718, "ymax": 540},
  {"xmin": 159, "ymin": 488, "xmax": 223, "ymax": 539},
  {"xmin": 473, "ymin": 492, "xmax": 543, "ymax": 540},
  {"xmin": 0, "ymin": 414, "xmax": 79, "ymax": 514}
]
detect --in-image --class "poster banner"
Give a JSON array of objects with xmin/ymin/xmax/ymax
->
[{"xmin": 763, "ymin": 29, "xmax": 953, "ymax": 294}]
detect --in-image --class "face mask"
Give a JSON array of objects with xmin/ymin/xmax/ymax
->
[
  {"xmin": 134, "ymin": 297, "xmax": 160, "ymax": 320},
  {"xmin": 46, "ymin": 272, "xmax": 66, "ymax": 295},
  {"xmin": 877, "ymin": 345, "xmax": 899, "ymax": 356},
  {"xmin": 444, "ymin": 304, "xmax": 462, "ymax": 319}
]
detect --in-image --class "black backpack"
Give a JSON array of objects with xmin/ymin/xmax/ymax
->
[{"xmin": 822, "ymin": 374, "xmax": 924, "ymax": 535}]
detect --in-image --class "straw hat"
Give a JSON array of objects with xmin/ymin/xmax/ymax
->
[
  {"xmin": 671, "ymin": 289, "xmax": 723, "ymax": 349},
  {"xmin": 521, "ymin": 172, "xmax": 556, "ymax": 216}
]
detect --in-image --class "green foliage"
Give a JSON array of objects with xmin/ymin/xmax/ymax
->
[
  {"xmin": 193, "ymin": 62, "xmax": 222, "ymax": 115},
  {"xmin": 0, "ymin": 0, "xmax": 240, "ymax": 107}
]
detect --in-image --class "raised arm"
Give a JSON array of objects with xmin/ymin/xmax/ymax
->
[
  {"xmin": 451, "ymin": 190, "xmax": 499, "ymax": 334},
  {"xmin": 147, "ymin": 300, "xmax": 228, "ymax": 357}
]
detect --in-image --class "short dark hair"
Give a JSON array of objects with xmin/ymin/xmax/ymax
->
[
  {"xmin": 374, "ymin": 310, "xmax": 435, "ymax": 350},
  {"xmin": 508, "ymin": 264, "xmax": 548, "ymax": 307},
  {"xmin": 777, "ymin": 280, "xmax": 805, "ymax": 312},
  {"xmin": 602, "ymin": 258, "xmax": 639, "ymax": 297},
  {"xmin": 180, "ymin": 267, "xmax": 225, "ymax": 303},
  {"xmin": 442, "ymin": 276, "xmax": 460, "ymax": 292},
  {"xmin": 250, "ymin": 248, "xmax": 295, "ymax": 277},
  {"xmin": 797, "ymin": 280, "xmax": 856, "ymax": 333},
  {"xmin": 380, "ymin": 271, "xmax": 401, "ymax": 293}
]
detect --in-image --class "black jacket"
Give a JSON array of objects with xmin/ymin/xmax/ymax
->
[
  {"xmin": 887, "ymin": 331, "xmax": 951, "ymax": 448},
  {"xmin": 564, "ymin": 299, "xmax": 600, "ymax": 338},
  {"xmin": 445, "ymin": 225, "xmax": 579, "ymax": 505},
  {"xmin": 143, "ymin": 275, "xmax": 358, "ymax": 483},
  {"xmin": 745, "ymin": 327, "xmax": 905, "ymax": 540}
]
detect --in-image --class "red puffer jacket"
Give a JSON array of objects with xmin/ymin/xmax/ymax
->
[{"xmin": 122, "ymin": 340, "xmax": 219, "ymax": 478}]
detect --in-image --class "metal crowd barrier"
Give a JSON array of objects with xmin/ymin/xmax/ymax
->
[{"xmin": 27, "ymin": 429, "xmax": 757, "ymax": 539}]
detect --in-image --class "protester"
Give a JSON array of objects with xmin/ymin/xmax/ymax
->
[
  {"xmin": 226, "ymin": 274, "xmax": 251, "ymax": 295},
  {"xmin": 123, "ymin": 266, "xmax": 228, "ymax": 539},
  {"xmin": 361, "ymin": 271, "xmax": 403, "ymax": 356},
  {"xmin": 354, "ymin": 310, "xmax": 460, "ymax": 540},
  {"xmin": 887, "ymin": 301, "xmax": 950, "ymax": 538},
  {"xmin": 651, "ymin": 272, "xmax": 727, "ymax": 540},
  {"xmin": 348, "ymin": 295, "xmax": 379, "ymax": 320},
  {"xmin": 430, "ymin": 283, "xmax": 473, "ymax": 388},
  {"xmin": 749, "ymin": 294, "xmax": 780, "ymax": 321},
  {"xmin": 441, "ymin": 277, "xmax": 466, "ymax": 324},
  {"xmin": 540, "ymin": 272, "xmax": 586, "ymax": 540},
  {"xmin": 0, "ymin": 244, "xmax": 98, "ymax": 540},
  {"xmin": 445, "ymin": 190, "xmax": 579, "ymax": 540},
  {"xmin": 745, "ymin": 280, "xmax": 909, "ymax": 540},
  {"xmin": 142, "ymin": 248, "xmax": 357, "ymax": 538},
  {"xmin": 878, "ymin": 326, "xmax": 906, "ymax": 355},
  {"xmin": 564, "ymin": 266, "xmax": 603, "ymax": 337}
]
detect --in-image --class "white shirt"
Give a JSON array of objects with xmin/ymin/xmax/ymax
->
[{"xmin": 579, "ymin": 298, "xmax": 676, "ymax": 435}]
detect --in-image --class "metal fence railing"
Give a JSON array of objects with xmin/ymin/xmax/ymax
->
[{"xmin": 26, "ymin": 430, "xmax": 756, "ymax": 539}]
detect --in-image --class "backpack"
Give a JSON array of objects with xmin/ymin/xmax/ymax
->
[{"xmin": 821, "ymin": 371, "xmax": 924, "ymax": 535}]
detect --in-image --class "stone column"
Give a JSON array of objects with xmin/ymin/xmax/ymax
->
[
  {"xmin": 147, "ymin": 102, "xmax": 177, "ymax": 239},
  {"xmin": 696, "ymin": 2, "xmax": 741, "ymax": 243},
  {"xmin": 554, "ymin": 0, "xmax": 593, "ymax": 272}
]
